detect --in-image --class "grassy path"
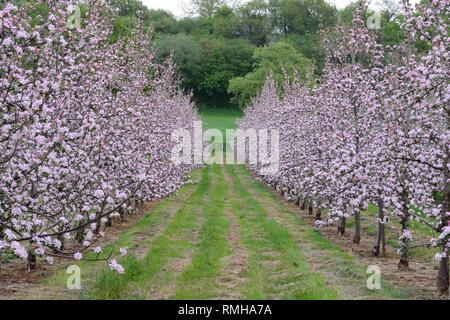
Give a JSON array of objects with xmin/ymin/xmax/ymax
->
[
  {"xmin": 20, "ymin": 108, "xmax": 412, "ymax": 300},
  {"xmin": 79, "ymin": 163, "xmax": 408, "ymax": 299}
]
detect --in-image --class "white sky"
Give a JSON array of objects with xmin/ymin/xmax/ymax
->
[
  {"xmin": 142, "ymin": 0, "xmax": 190, "ymax": 16},
  {"xmin": 142, "ymin": 0, "xmax": 419, "ymax": 17}
]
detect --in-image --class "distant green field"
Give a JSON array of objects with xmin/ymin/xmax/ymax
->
[{"xmin": 200, "ymin": 108, "xmax": 243, "ymax": 133}]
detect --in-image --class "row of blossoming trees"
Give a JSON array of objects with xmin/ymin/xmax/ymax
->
[
  {"xmin": 239, "ymin": 0, "xmax": 450, "ymax": 295},
  {"xmin": 0, "ymin": 1, "xmax": 199, "ymax": 273}
]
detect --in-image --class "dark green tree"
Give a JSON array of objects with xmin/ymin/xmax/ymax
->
[
  {"xmin": 189, "ymin": 0, "xmax": 226, "ymax": 18},
  {"xmin": 269, "ymin": 0, "xmax": 338, "ymax": 35},
  {"xmin": 236, "ymin": 0, "xmax": 273, "ymax": 46},
  {"xmin": 212, "ymin": 6, "xmax": 240, "ymax": 38},
  {"xmin": 156, "ymin": 34, "xmax": 203, "ymax": 92},
  {"xmin": 198, "ymin": 37, "xmax": 255, "ymax": 102},
  {"xmin": 156, "ymin": 35, "xmax": 255, "ymax": 105},
  {"xmin": 228, "ymin": 42, "xmax": 314, "ymax": 107},
  {"xmin": 144, "ymin": 9, "xmax": 177, "ymax": 34}
]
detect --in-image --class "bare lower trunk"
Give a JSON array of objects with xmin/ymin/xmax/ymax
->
[
  {"xmin": 27, "ymin": 250, "xmax": 36, "ymax": 272},
  {"xmin": 308, "ymin": 199, "xmax": 313, "ymax": 215},
  {"xmin": 437, "ymin": 253, "xmax": 449, "ymax": 296},
  {"xmin": 76, "ymin": 220, "xmax": 85, "ymax": 244},
  {"xmin": 315, "ymin": 207, "xmax": 322, "ymax": 221},
  {"xmin": 138, "ymin": 200, "xmax": 145, "ymax": 212},
  {"xmin": 300, "ymin": 198, "xmax": 307, "ymax": 210},
  {"xmin": 105, "ymin": 215, "xmax": 112, "ymax": 228},
  {"xmin": 437, "ymin": 145, "xmax": 449, "ymax": 295},
  {"xmin": 337, "ymin": 216, "xmax": 346, "ymax": 235},
  {"xmin": 0, "ymin": 228, "xmax": 3, "ymax": 270},
  {"xmin": 294, "ymin": 197, "xmax": 300, "ymax": 206},
  {"xmin": 398, "ymin": 191, "xmax": 410, "ymax": 269},
  {"xmin": 353, "ymin": 210, "xmax": 361, "ymax": 244},
  {"xmin": 398, "ymin": 215, "xmax": 410, "ymax": 269},
  {"xmin": 372, "ymin": 200, "xmax": 386, "ymax": 257}
]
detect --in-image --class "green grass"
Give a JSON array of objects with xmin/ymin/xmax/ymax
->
[
  {"xmin": 200, "ymin": 108, "xmax": 242, "ymax": 134},
  {"xmin": 175, "ymin": 165, "xmax": 229, "ymax": 299},
  {"xmin": 234, "ymin": 165, "xmax": 410, "ymax": 299},
  {"xmin": 87, "ymin": 166, "xmax": 212, "ymax": 299},
  {"xmin": 226, "ymin": 164, "xmax": 339, "ymax": 300},
  {"xmin": 29, "ymin": 180, "xmax": 197, "ymax": 299},
  {"xmin": 18, "ymin": 107, "xmax": 418, "ymax": 300},
  {"xmin": 200, "ymin": 107, "xmax": 243, "ymax": 162}
]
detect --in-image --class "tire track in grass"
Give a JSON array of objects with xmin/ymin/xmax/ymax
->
[
  {"xmin": 140, "ymin": 166, "xmax": 216, "ymax": 299},
  {"xmin": 85, "ymin": 166, "xmax": 211, "ymax": 300},
  {"xmin": 237, "ymin": 166, "xmax": 411, "ymax": 300},
  {"xmin": 225, "ymin": 165, "xmax": 338, "ymax": 300},
  {"xmin": 214, "ymin": 165, "xmax": 249, "ymax": 300},
  {"xmin": 174, "ymin": 165, "xmax": 230, "ymax": 299},
  {"xmin": 20, "ymin": 172, "xmax": 201, "ymax": 300}
]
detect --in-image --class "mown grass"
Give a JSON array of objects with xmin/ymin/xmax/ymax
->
[
  {"xmin": 174, "ymin": 165, "xmax": 229, "ymax": 299},
  {"xmin": 19, "ymin": 108, "xmax": 416, "ymax": 300},
  {"xmin": 201, "ymin": 108, "xmax": 242, "ymax": 134},
  {"xmin": 86, "ymin": 166, "xmax": 211, "ymax": 299},
  {"xmin": 235, "ymin": 165, "xmax": 411, "ymax": 299},
  {"xmin": 25, "ymin": 183, "xmax": 192, "ymax": 299},
  {"xmin": 226, "ymin": 164, "xmax": 339, "ymax": 300}
]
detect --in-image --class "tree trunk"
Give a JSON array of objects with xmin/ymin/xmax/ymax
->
[
  {"xmin": 300, "ymin": 198, "xmax": 307, "ymax": 210},
  {"xmin": 398, "ymin": 215, "xmax": 410, "ymax": 269},
  {"xmin": 76, "ymin": 220, "xmax": 85, "ymax": 244},
  {"xmin": 308, "ymin": 199, "xmax": 313, "ymax": 215},
  {"xmin": 27, "ymin": 250, "xmax": 36, "ymax": 272},
  {"xmin": 353, "ymin": 210, "xmax": 361, "ymax": 244},
  {"xmin": 138, "ymin": 200, "xmax": 145, "ymax": 212},
  {"xmin": 0, "ymin": 227, "xmax": 3, "ymax": 270},
  {"xmin": 437, "ymin": 253, "xmax": 449, "ymax": 296},
  {"xmin": 437, "ymin": 145, "xmax": 449, "ymax": 295},
  {"xmin": 372, "ymin": 199, "xmax": 386, "ymax": 257},
  {"xmin": 337, "ymin": 216, "xmax": 346, "ymax": 235},
  {"xmin": 315, "ymin": 206, "xmax": 322, "ymax": 221},
  {"xmin": 398, "ymin": 189, "xmax": 410, "ymax": 269},
  {"xmin": 105, "ymin": 215, "xmax": 112, "ymax": 228}
]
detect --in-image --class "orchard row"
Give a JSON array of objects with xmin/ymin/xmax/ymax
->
[
  {"xmin": 239, "ymin": 0, "xmax": 450, "ymax": 295},
  {"xmin": 0, "ymin": 1, "xmax": 198, "ymax": 272}
]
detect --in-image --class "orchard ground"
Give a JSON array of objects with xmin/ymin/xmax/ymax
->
[{"xmin": 0, "ymin": 108, "xmax": 443, "ymax": 300}]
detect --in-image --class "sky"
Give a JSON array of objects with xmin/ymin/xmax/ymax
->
[{"xmin": 142, "ymin": 0, "xmax": 419, "ymax": 17}]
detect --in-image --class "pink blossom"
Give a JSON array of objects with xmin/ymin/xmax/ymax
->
[
  {"xmin": 11, "ymin": 242, "xmax": 28, "ymax": 260},
  {"xmin": 108, "ymin": 260, "xmax": 125, "ymax": 274},
  {"xmin": 93, "ymin": 247, "xmax": 102, "ymax": 254},
  {"xmin": 46, "ymin": 256, "xmax": 54, "ymax": 265}
]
